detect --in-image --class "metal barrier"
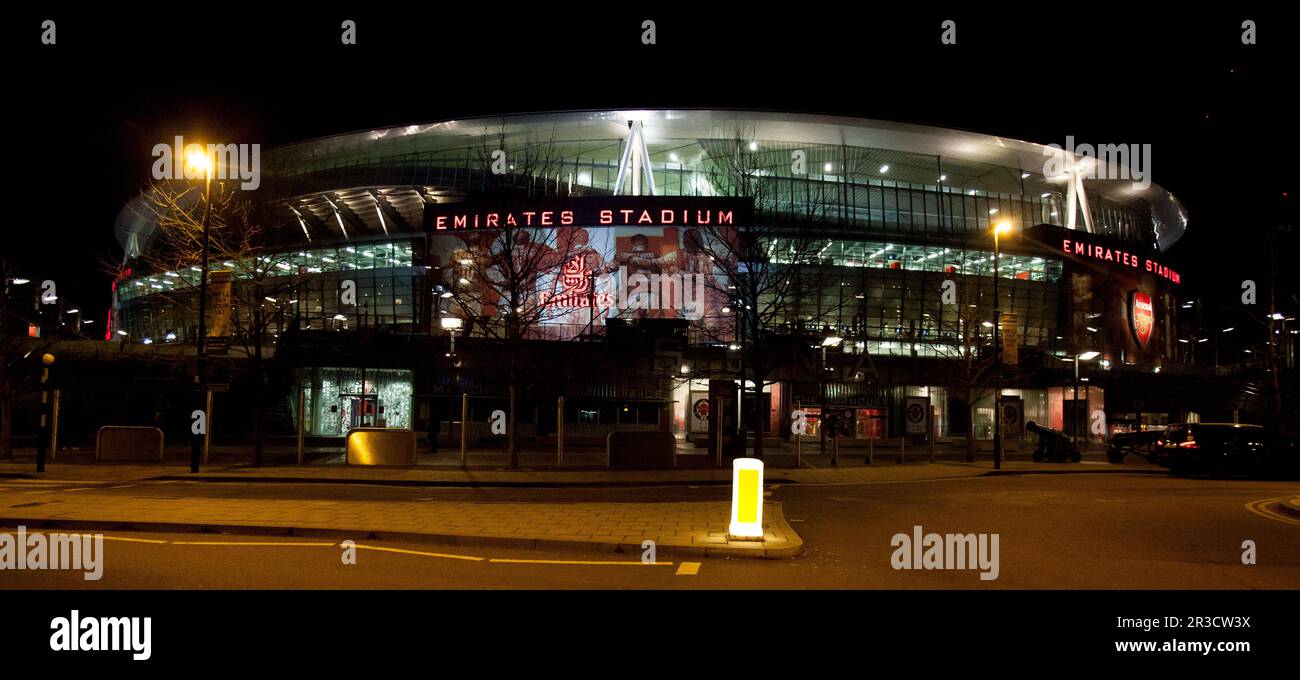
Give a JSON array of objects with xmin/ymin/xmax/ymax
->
[
  {"xmin": 346, "ymin": 428, "xmax": 418, "ymax": 466},
  {"xmin": 96, "ymin": 426, "xmax": 164, "ymax": 462}
]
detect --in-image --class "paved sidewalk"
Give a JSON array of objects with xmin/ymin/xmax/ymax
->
[
  {"xmin": 0, "ymin": 486, "xmax": 800, "ymax": 558},
  {"xmin": 0, "ymin": 455, "xmax": 1162, "ymax": 561},
  {"xmin": 0, "ymin": 458, "xmax": 1161, "ymax": 487}
]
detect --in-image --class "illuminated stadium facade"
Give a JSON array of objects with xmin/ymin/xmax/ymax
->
[{"xmin": 111, "ymin": 110, "xmax": 1193, "ymax": 447}]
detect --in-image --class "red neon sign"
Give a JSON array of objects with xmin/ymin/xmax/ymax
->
[{"xmin": 1062, "ymin": 238, "xmax": 1181, "ymax": 285}]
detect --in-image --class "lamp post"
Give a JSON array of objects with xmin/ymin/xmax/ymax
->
[
  {"xmin": 821, "ymin": 334, "xmax": 843, "ymax": 462},
  {"xmin": 992, "ymin": 221, "xmax": 1012, "ymax": 470},
  {"xmin": 1071, "ymin": 351, "xmax": 1100, "ymax": 443},
  {"xmin": 187, "ymin": 148, "xmax": 214, "ymax": 474},
  {"xmin": 1215, "ymin": 327, "xmax": 1234, "ymax": 369}
]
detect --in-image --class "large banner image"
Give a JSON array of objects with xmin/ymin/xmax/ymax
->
[
  {"xmin": 427, "ymin": 199, "xmax": 745, "ymax": 340},
  {"xmin": 430, "ymin": 224, "xmax": 736, "ymax": 340}
]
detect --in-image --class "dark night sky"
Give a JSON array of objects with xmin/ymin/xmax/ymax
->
[{"xmin": 8, "ymin": 7, "xmax": 1296, "ymax": 332}]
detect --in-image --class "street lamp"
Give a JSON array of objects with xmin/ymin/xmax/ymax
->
[
  {"xmin": 185, "ymin": 146, "xmax": 214, "ymax": 474},
  {"xmin": 1072, "ymin": 351, "xmax": 1100, "ymax": 443},
  {"xmin": 992, "ymin": 221, "xmax": 1013, "ymax": 469},
  {"xmin": 65, "ymin": 308, "xmax": 82, "ymax": 336},
  {"xmin": 1216, "ymin": 326, "xmax": 1234, "ymax": 368},
  {"xmin": 819, "ymin": 334, "xmax": 843, "ymax": 454}
]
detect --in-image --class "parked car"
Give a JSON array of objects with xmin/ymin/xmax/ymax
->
[{"xmin": 1159, "ymin": 423, "xmax": 1300, "ymax": 478}]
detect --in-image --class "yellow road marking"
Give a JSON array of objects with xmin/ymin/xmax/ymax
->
[
  {"xmin": 100, "ymin": 535, "xmax": 170, "ymax": 544},
  {"xmin": 352, "ymin": 543, "xmax": 484, "ymax": 562},
  {"xmin": 171, "ymin": 540, "xmax": 338, "ymax": 547},
  {"xmin": 489, "ymin": 558, "xmax": 672, "ymax": 566},
  {"xmin": 8, "ymin": 531, "xmax": 696, "ymax": 575},
  {"xmin": 22, "ymin": 490, "xmax": 58, "ymax": 495},
  {"xmin": 1245, "ymin": 497, "xmax": 1300, "ymax": 527},
  {"xmin": 64, "ymin": 488, "xmax": 93, "ymax": 492}
]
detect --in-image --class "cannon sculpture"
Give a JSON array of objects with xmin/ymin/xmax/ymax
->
[{"xmin": 1026, "ymin": 421, "xmax": 1082, "ymax": 463}]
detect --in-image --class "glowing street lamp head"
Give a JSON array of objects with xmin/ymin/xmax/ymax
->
[
  {"xmin": 993, "ymin": 221, "xmax": 1013, "ymax": 235},
  {"xmin": 184, "ymin": 146, "xmax": 214, "ymax": 179}
]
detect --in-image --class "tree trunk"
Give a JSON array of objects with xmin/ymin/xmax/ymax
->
[
  {"xmin": 252, "ymin": 312, "xmax": 265, "ymax": 466},
  {"xmin": 0, "ymin": 394, "xmax": 11, "ymax": 460},
  {"xmin": 752, "ymin": 375, "xmax": 765, "ymax": 459},
  {"xmin": 965, "ymin": 398, "xmax": 976, "ymax": 463},
  {"xmin": 507, "ymin": 383, "xmax": 518, "ymax": 468},
  {"xmin": 1, "ymin": 285, "xmax": 10, "ymax": 459}
]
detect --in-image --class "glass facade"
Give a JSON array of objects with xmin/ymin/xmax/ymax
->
[
  {"xmin": 115, "ymin": 240, "xmax": 419, "ymax": 343},
  {"xmin": 268, "ymin": 121, "xmax": 1160, "ymax": 248},
  {"xmin": 294, "ymin": 367, "xmax": 414, "ymax": 436}
]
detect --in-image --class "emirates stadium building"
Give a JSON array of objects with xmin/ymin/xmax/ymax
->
[{"xmin": 110, "ymin": 109, "xmax": 1195, "ymax": 450}]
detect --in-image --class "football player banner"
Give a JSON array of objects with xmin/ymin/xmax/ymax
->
[{"xmin": 1001, "ymin": 312, "xmax": 1018, "ymax": 366}]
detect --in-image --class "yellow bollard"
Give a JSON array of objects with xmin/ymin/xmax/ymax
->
[{"xmin": 728, "ymin": 457, "xmax": 764, "ymax": 540}]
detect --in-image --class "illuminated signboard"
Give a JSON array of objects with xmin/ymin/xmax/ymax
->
[
  {"xmin": 1129, "ymin": 290, "xmax": 1154, "ymax": 348},
  {"xmin": 425, "ymin": 197, "xmax": 750, "ymax": 338},
  {"xmin": 1060, "ymin": 237, "xmax": 1181, "ymax": 285},
  {"xmin": 424, "ymin": 196, "xmax": 753, "ymax": 232}
]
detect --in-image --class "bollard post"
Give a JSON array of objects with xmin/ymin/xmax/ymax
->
[
  {"xmin": 556, "ymin": 395, "xmax": 565, "ymax": 468},
  {"xmin": 203, "ymin": 389, "xmax": 213, "ymax": 463},
  {"xmin": 296, "ymin": 387, "xmax": 306, "ymax": 464},
  {"xmin": 867, "ymin": 430, "xmax": 874, "ymax": 465},
  {"xmin": 929, "ymin": 406, "xmax": 937, "ymax": 463},
  {"xmin": 36, "ymin": 356, "xmax": 52, "ymax": 473},
  {"xmin": 728, "ymin": 457, "xmax": 765, "ymax": 540},
  {"xmin": 714, "ymin": 396, "xmax": 723, "ymax": 468},
  {"xmin": 460, "ymin": 393, "xmax": 468, "ymax": 468},
  {"xmin": 50, "ymin": 389, "xmax": 61, "ymax": 461}
]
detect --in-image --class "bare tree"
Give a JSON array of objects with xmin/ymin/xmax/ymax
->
[
  {"xmin": 931, "ymin": 251, "xmax": 999, "ymax": 463},
  {"xmin": 436, "ymin": 124, "xmax": 578, "ymax": 467},
  {"xmin": 683, "ymin": 122, "xmax": 849, "ymax": 458},
  {"xmin": 1, "ymin": 256, "xmax": 23, "ymax": 459},
  {"xmin": 129, "ymin": 180, "xmax": 296, "ymax": 464}
]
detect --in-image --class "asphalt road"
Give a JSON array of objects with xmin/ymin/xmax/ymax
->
[{"xmin": 1, "ymin": 472, "xmax": 1297, "ymax": 589}]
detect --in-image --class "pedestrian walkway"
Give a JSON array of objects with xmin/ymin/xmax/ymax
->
[
  {"xmin": 0, "ymin": 482, "xmax": 801, "ymax": 558},
  {"xmin": 0, "ymin": 456, "xmax": 1161, "ymax": 487}
]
